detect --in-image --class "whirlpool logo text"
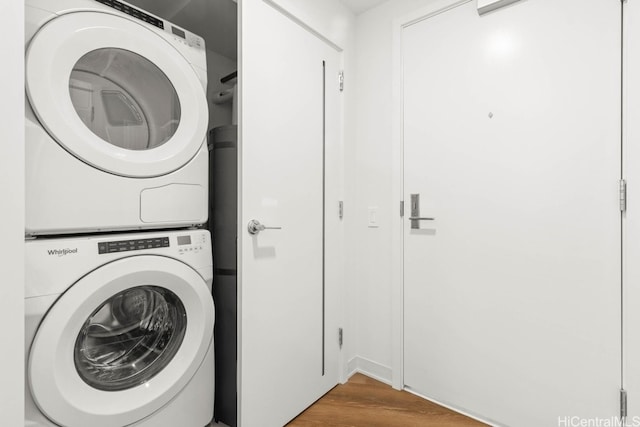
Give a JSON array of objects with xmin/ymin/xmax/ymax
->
[{"xmin": 47, "ymin": 248, "xmax": 78, "ymax": 257}]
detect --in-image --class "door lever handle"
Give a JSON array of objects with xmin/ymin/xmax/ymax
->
[
  {"xmin": 248, "ymin": 219, "xmax": 282, "ymax": 235},
  {"xmin": 409, "ymin": 194, "xmax": 435, "ymax": 229}
]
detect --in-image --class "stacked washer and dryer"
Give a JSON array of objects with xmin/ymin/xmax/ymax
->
[{"xmin": 24, "ymin": 0, "xmax": 215, "ymax": 426}]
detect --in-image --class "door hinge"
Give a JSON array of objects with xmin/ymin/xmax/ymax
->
[
  {"xmin": 621, "ymin": 389, "xmax": 628, "ymax": 419},
  {"xmin": 620, "ymin": 179, "xmax": 627, "ymax": 212},
  {"xmin": 400, "ymin": 201, "xmax": 405, "ymax": 217},
  {"xmin": 338, "ymin": 201, "xmax": 344, "ymax": 219},
  {"xmin": 338, "ymin": 328, "xmax": 343, "ymax": 349},
  {"xmin": 339, "ymin": 71, "xmax": 344, "ymax": 92}
]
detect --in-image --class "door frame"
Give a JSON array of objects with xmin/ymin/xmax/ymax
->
[{"xmin": 390, "ymin": 0, "xmax": 474, "ymax": 392}]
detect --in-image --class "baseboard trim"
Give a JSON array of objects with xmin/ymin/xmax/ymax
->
[
  {"xmin": 346, "ymin": 356, "xmax": 392, "ymax": 386},
  {"xmin": 404, "ymin": 386, "xmax": 502, "ymax": 427}
]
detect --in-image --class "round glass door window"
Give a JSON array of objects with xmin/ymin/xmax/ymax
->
[
  {"xmin": 74, "ymin": 286, "xmax": 187, "ymax": 391},
  {"xmin": 69, "ymin": 48, "xmax": 181, "ymax": 151}
]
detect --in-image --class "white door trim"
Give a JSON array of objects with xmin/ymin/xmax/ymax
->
[
  {"xmin": 262, "ymin": 0, "xmax": 344, "ymax": 52},
  {"xmin": 390, "ymin": 0, "xmax": 476, "ymax": 391},
  {"xmin": 263, "ymin": 0, "xmax": 350, "ymax": 52}
]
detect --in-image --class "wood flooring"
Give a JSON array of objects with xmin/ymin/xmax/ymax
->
[{"xmin": 286, "ymin": 373, "xmax": 487, "ymax": 427}]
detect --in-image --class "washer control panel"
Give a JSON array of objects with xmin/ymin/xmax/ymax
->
[
  {"xmin": 94, "ymin": 0, "xmax": 205, "ymax": 49},
  {"xmin": 177, "ymin": 232, "xmax": 207, "ymax": 255},
  {"xmin": 95, "ymin": 0, "xmax": 164, "ymax": 29},
  {"xmin": 98, "ymin": 237, "xmax": 169, "ymax": 254},
  {"xmin": 96, "ymin": 232, "xmax": 209, "ymax": 257}
]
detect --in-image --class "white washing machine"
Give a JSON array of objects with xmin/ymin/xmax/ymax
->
[
  {"xmin": 25, "ymin": 0, "xmax": 210, "ymax": 236},
  {"xmin": 25, "ymin": 229, "xmax": 215, "ymax": 427}
]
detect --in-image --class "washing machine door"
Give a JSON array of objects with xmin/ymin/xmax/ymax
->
[
  {"xmin": 25, "ymin": 11, "xmax": 208, "ymax": 178},
  {"xmin": 28, "ymin": 256, "xmax": 214, "ymax": 427}
]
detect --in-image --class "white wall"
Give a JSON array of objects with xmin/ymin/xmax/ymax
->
[
  {"xmin": 348, "ymin": 0, "xmax": 441, "ymax": 383},
  {"xmin": 0, "ymin": 1, "xmax": 24, "ymax": 425}
]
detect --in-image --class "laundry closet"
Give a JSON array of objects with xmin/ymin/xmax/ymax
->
[{"xmin": 22, "ymin": 0, "xmax": 348, "ymax": 426}]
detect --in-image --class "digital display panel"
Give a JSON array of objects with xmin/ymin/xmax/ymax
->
[
  {"xmin": 177, "ymin": 235, "xmax": 192, "ymax": 246},
  {"xmin": 172, "ymin": 26, "xmax": 186, "ymax": 39}
]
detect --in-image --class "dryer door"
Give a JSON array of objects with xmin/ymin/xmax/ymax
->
[
  {"xmin": 28, "ymin": 256, "xmax": 214, "ymax": 427},
  {"xmin": 25, "ymin": 11, "xmax": 208, "ymax": 178}
]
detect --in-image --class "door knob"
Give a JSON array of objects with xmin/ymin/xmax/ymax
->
[{"xmin": 247, "ymin": 219, "xmax": 282, "ymax": 235}]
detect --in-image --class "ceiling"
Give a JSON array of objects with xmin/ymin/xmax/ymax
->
[
  {"xmin": 126, "ymin": 0, "xmax": 389, "ymax": 61},
  {"xmin": 340, "ymin": 0, "xmax": 388, "ymax": 15}
]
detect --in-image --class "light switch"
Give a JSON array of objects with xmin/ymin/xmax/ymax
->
[{"xmin": 368, "ymin": 207, "xmax": 379, "ymax": 228}]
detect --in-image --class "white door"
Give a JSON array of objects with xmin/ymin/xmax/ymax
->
[
  {"xmin": 403, "ymin": 1, "xmax": 621, "ymax": 426},
  {"xmin": 239, "ymin": 1, "xmax": 342, "ymax": 426}
]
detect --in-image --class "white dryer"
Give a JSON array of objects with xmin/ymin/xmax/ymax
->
[
  {"xmin": 25, "ymin": 229, "xmax": 214, "ymax": 427},
  {"xmin": 25, "ymin": 0, "xmax": 210, "ymax": 236}
]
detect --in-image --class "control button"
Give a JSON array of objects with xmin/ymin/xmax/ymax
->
[{"xmin": 100, "ymin": 236, "xmax": 170, "ymax": 253}]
